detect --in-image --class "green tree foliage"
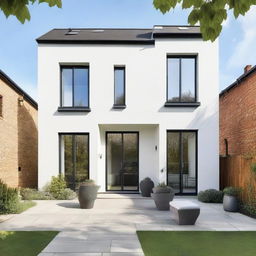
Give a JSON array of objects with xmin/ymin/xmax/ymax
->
[
  {"xmin": 0, "ymin": 0, "xmax": 61, "ymax": 23},
  {"xmin": 153, "ymin": 0, "xmax": 256, "ymax": 41}
]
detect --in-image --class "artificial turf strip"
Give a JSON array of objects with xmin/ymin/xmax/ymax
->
[
  {"xmin": 0, "ymin": 231, "xmax": 58, "ymax": 256},
  {"xmin": 137, "ymin": 231, "xmax": 256, "ymax": 256}
]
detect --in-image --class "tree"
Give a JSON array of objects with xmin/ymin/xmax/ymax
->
[
  {"xmin": 153, "ymin": 0, "xmax": 256, "ymax": 41},
  {"xmin": 0, "ymin": 0, "xmax": 61, "ymax": 23}
]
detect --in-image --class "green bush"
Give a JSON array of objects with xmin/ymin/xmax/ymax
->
[
  {"xmin": 250, "ymin": 163, "xmax": 256, "ymax": 174},
  {"xmin": 223, "ymin": 187, "xmax": 241, "ymax": 197},
  {"xmin": 198, "ymin": 189, "xmax": 223, "ymax": 203},
  {"xmin": 43, "ymin": 175, "xmax": 77, "ymax": 200},
  {"xmin": 0, "ymin": 180, "xmax": 20, "ymax": 214},
  {"xmin": 55, "ymin": 188, "xmax": 77, "ymax": 200},
  {"xmin": 20, "ymin": 188, "xmax": 54, "ymax": 200}
]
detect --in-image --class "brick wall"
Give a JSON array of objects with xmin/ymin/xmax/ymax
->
[
  {"xmin": 0, "ymin": 78, "xmax": 38, "ymax": 188},
  {"xmin": 220, "ymin": 71, "xmax": 256, "ymax": 156}
]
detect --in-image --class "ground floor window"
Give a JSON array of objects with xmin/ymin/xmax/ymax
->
[
  {"xmin": 167, "ymin": 130, "xmax": 197, "ymax": 194},
  {"xmin": 59, "ymin": 133, "xmax": 89, "ymax": 190}
]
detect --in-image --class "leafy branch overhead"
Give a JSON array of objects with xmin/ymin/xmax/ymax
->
[
  {"xmin": 0, "ymin": 0, "xmax": 61, "ymax": 23},
  {"xmin": 153, "ymin": 0, "xmax": 256, "ymax": 41}
]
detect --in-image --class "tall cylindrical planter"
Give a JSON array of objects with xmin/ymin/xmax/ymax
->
[
  {"xmin": 78, "ymin": 184, "xmax": 100, "ymax": 209},
  {"xmin": 223, "ymin": 195, "xmax": 239, "ymax": 212},
  {"xmin": 140, "ymin": 178, "xmax": 154, "ymax": 197}
]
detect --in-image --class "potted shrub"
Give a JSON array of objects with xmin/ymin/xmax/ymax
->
[
  {"xmin": 223, "ymin": 187, "xmax": 241, "ymax": 212},
  {"xmin": 78, "ymin": 180, "xmax": 100, "ymax": 209},
  {"xmin": 140, "ymin": 177, "xmax": 154, "ymax": 197},
  {"xmin": 151, "ymin": 182, "xmax": 174, "ymax": 210}
]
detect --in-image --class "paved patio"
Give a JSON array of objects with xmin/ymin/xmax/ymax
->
[{"xmin": 0, "ymin": 194, "xmax": 256, "ymax": 256}]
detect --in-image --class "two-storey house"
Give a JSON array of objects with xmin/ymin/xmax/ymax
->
[{"xmin": 37, "ymin": 26, "xmax": 219, "ymax": 194}]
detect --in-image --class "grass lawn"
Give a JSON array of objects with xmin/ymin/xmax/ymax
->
[
  {"xmin": 137, "ymin": 231, "xmax": 256, "ymax": 256},
  {"xmin": 16, "ymin": 201, "xmax": 36, "ymax": 214},
  {"xmin": 0, "ymin": 231, "xmax": 58, "ymax": 256}
]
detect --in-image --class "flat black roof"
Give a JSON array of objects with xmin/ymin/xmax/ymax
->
[
  {"xmin": 220, "ymin": 65, "xmax": 256, "ymax": 96},
  {"xmin": 0, "ymin": 70, "xmax": 37, "ymax": 109},
  {"xmin": 36, "ymin": 26, "xmax": 202, "ymax": 44}
]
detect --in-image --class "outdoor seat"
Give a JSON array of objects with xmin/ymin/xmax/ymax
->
[{"xmin": 169, "ymin": 200, "xmax": 200, "ymax": 225}]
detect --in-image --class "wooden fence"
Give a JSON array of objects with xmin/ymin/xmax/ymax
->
[{"xmin": 220, "ymin": 155, "xmax": 256, "ymax": 202}]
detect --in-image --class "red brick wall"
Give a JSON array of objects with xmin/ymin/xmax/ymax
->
[{"xmin": 220, "ymin": 72, "xmax": 256, "ymax": 156}]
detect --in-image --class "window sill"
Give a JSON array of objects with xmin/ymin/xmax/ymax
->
[
  {"xmin": 164, "ymin": 102, "xmax": 201, "ymax": 108},
  {"xmin": 58, "ymin": 107, "xmax": 91, "ymax": 112},
  {"xmin": 112, "ymin": 104, "xmax": 126, "ymax": 109}
]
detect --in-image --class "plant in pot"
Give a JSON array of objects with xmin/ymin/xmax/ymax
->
[
  {"xmin": 223, "ymin": 187, "xmax": 241, "ymax": 212},
  {"xmin": 140, "ymin": 177, "xmax": 154, "ymax": 197},
  {"xmin": 151, "ymin": 182, "xmax": 175, "ymax": 210},
  {"xmin": 78, "ymin": 180, "xmax": 100, "ymax": 209}
]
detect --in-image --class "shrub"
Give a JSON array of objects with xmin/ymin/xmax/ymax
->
[
  {"xmin": 20, "ymin": 188, "xmax": 54, "ymax": 200},
  {"xmin": 45, "ymin": 175, "xmax": 67, "ymax": 199},
  {"xmin": 0, "ymin": 180, "xmax": 19, "ymax": 214},
  {"xmin": 250, "ymin": 163, "xmax": 256, "ymax": 174},
  {"xmin": 223, "ymin": 187, "xmax": 241, "ymax": 197},
  {"xmin": 43, "ymin": 175, "xmax": 77, "ymax": 200},
  {"xmin": 55, "ymin": 188, "xmax": 77, "ymax": 200},
  {"xmin": 198, "ymin": 189, "xmax": 223, "ymax": 203}
]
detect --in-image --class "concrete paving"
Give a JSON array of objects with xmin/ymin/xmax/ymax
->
[{"xmin": 0, "ymin": 194, "xmax": 256, "ymax": 255}]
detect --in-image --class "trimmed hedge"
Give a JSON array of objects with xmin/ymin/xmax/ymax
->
[{"xmin": 198, "ymin": 189, "xmax": 223, "ymax": 203}]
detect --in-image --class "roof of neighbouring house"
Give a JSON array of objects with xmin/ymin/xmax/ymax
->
[
  {"xmin": 36, "ymin": 25, "xmax": 202, "ymax": 44},
  {"xmin": 220, "ymin": 65, "xmax": 256, "ymax": 97},
  {"xmin": 0, "ymin": 70, "xmax": 38, "ymax": 109}
]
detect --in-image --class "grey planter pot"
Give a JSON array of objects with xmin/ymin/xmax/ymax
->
[
  {"xmin": 140, "ymin": 178, "xmax": 154, "ymax": 197},
  {"xmin": 152, "ymin": 191, "xmax": 175, "ymax": 210},
  {"xmin": 78, "ymin": 184, "xmax": 100, "ymax": 209},
  {"xmin": 223, "ymin": 194, "xmax": 239, "ymax": 212}
]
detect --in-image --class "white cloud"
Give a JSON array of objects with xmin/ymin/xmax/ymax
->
[{"xmin": 227, "ymin": 6, "xmax": 256, "ymax": 68}]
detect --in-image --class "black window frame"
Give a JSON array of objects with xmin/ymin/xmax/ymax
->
[
  {"xmin": 165, "ymin": 55, "xmax": 200, "ymax": 108},
  {"xmin": 113, "ymin": 66, "xmax": 126, "ymax": 109},
  {"xmin": 166, "ymin": 129, "xmax": 198, "ymax": 195},
  {"xmin": 58, "ymin": 65, "xmax": 90, "ymax": 112},
  {"xmin": 59, "ymin": 132, "xmax": 90, "ymax": 190}
]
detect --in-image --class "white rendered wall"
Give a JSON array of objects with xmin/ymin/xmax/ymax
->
[{"xmin": 38, "ymin": 38, "xmax": 219, "ymax": 192}]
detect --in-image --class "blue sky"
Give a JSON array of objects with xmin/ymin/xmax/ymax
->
[{"xmin": 0, "ymin": 0, "xmax": 255, "ymax": 101}]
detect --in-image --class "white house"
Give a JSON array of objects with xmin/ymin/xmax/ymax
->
[{"xmin": 37, "ymin": 26, "xmax": 219, "ymax": 194}]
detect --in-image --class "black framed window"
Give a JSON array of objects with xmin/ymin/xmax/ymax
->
[
  {"xmin": 113, "ymin": 66, "xmax": 126, "ymax": 108},
  {"xmin": 166, "ymin": 56, "xmax": 199, "ymax": 107},
  {"xmin": 59, "ymin": 66, "xmax": 90, "ymax": 112},
  {"xmin": 59, "ymin": 133, "xmax": 89, "ymax": 190},
  {"xmin": 167, "ymin": 130, "xmax": 197, "ymax": 195}
]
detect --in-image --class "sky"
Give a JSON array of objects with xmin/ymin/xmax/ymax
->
[{"xmin": 0, "ymin": 0, "xmax": 256, "ymax": 101}]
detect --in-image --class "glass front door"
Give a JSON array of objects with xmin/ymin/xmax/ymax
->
[
  {"xmin": 106, "ymin": 132, "xmax": 139, "ymax": 191},
  {"xmin": 167, "ymin": 131, "xmax": 197, "ymax": 195},
  {"xmin": 60, "ymin": 134, "xmax": 89, "ymax": 190}
]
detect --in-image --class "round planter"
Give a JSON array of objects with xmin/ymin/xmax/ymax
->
[
  {"xmin": 151, "ymin": 192, "xmax": 174, "ymax": 211},
  {"xmin": 223, "ymin": 194, "xmax": 239, "ymax": 212},
  {"xmin": 78, "ymin": 184, "xmax": 100, "ymax": 209},
  {"xmin": 140, "ymin": 178, "xmax": 154, "ymax": 197}
]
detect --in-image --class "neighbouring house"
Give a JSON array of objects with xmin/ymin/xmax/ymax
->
[
  {"xmin": 0, "ymin": 70, "xmax": 38, "ymax": 188},
  {"xmin": 220, "ymin": 65, "xmax": 256, "ymax": 156},
  {"xmin": 37, "ymin": 25, "xmax": 219, "ymax": 194},
  {"xmin": 219, "ymin": 65, "xmax": 256, "ymax": 197}
]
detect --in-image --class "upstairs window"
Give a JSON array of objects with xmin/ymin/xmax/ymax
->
[
  {"xmin": 167, "ymin": 56, "xmax": 197, "ymax": 104},
  {"xmin": 60, "ymin": 66, "xmax": 89, "ymax": 111},
  {"xmin": 0, "ymin": 95, "xmax": 2, "ymax": 117},
  {"xmin": 113, "ymin": 66, "xmax": 126, "ymax": 108}
]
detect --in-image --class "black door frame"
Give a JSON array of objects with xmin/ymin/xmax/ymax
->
[
  {"xmin": 105, "ymin": 131, "xmax": 139, "ymax": 192},
  {"xmin": 59, "ymin": 132, "xmax": 90, "ymax": 190},
  {"xmin": 166, "ymin": 130, "xmax": 198, "ymax": 195}
]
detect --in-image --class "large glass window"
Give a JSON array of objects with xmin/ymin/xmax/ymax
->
[
  {"xmin": 61, "ymin": 66, "xmax": 89, "ymax": 107},
  {"xmin": 60, "ymin": 134, "xmax": 89, "ymax": 190},
  {"xmin": 114, "ymin": 67, "xmax": 125, "ymax": 106},
  {"xmin": 167, "ymin": 56, "xmax": 196, "ymax": 102},
  {"xmin": 167, "ymin": 131, "xmax": 197, "ymax": 194}
]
